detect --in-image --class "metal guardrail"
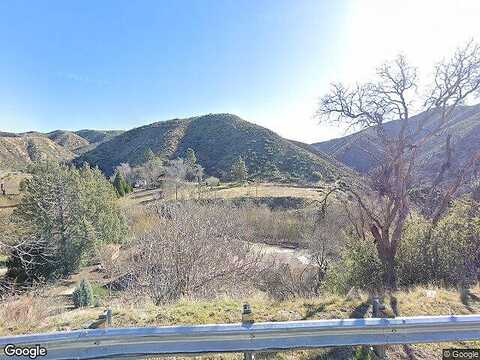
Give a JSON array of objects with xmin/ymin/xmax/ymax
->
[{"xmin": 1, "ymin": 315, "xmax": 480, "ymax": 359}]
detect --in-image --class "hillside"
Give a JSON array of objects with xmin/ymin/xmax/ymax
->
[
  {"xmin": 46, "ymin": 130, "xmax": 90, "ymax": 153},
  {"xmin": 0, "ymin": 134, "xmax": 74, "ymax": 170},
  {"xmin": 74, "ymin": 129, "xmax": 125, "ymax": 144},
  {"xmin": 312, "ymin": 104, "xmax": 480, "ymax": 180},
  {"xmin": 76, "ymin": 113, "xmax": 355, "ymax": 182}
]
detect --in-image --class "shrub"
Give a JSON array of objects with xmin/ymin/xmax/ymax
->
[
  {"xmin": 257, "ymin": 262, "xmax": 321, "ymax": 300},
  {"xmin": 205, "ymin": 176, "xmax": 220, "ymax": 187},
  {"xmin": 326, "ymin": 236, "xmax": 383, "ymax": 294},
  {"xmin": 397, "ymin": 197, "xmax": 480, "ymax": 287},
  {"xmin": 122, "ymin": 202, "xmax": 260, "ymax": 304},
  {"xmin": 72, "ymin": 279, "xmax": 94, "ymax": 308}
]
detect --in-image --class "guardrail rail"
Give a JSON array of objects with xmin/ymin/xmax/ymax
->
[{"xmin": 1, "ymin": 314, "xmax": 480, "ymax": 359}]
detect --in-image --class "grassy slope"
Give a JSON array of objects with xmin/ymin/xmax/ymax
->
[
  {"xmin": 76, "ymin": 113, "xmax": 356, "ymax": 182},
  {"xmin": 312, "ymin": 104, "xmax": 480, "ymax": 179},
  {"xmin": 1, "ymin": 275, "xmax": 479, "ymax": 359}
]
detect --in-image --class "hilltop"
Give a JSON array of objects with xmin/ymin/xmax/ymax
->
[
  {"xmin": 312, "ymin": 104, "xmax": 480, "ymax": 181},
  {"xmin": 76, "ymin": 113, "xmax": 354, "ymax": 182}
]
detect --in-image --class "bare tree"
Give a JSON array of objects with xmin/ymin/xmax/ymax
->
[
  {"xmin": 122, "ymin": 202, "xmax": 261, "ymax": 304},
  {"xmin": 166, "ymin": 159, "xmax": 187, "ymax": 201},
  {"xmin": 317, "ymin": 41, "xmax": 480, "ymax": 289}
]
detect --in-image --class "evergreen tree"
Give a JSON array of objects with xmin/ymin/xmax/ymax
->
[
  {"xmin": 231, "ymin": 157, "xmax": 248, "ymax": 182},
  {"xmin": 72, "ymin": 279, "xmax": 94, "ymax": 308},
  {"xmin": 8, "ymin": 161, "xmax": 127, "ymax": 282},
  {"xmin": 185, "ymin": 148, "xmax": 197, "ymax": 168},
  {"xmin": 26, "ymin": 141, "xmax": 42, "ymax": 162},
  {"xmin": 113, "ymin": 172, "xmax": 127, "ymax": 197},
  {"xmin": 144, "ymin": 148, "xmax": 155, "ymax": 163}
]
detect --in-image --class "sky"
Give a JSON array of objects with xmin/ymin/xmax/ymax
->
[{"xmin": 1, "ymin": 0, "xmax": 480, "ymax": 143}]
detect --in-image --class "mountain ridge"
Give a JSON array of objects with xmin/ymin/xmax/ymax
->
[{"xmin": 311, "ymin": 104, "xmax": 480, "ymax": 181}]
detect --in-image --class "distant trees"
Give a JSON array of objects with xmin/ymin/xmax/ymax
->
[
  {"xmin": 231, "ymin": 156, "xmax": 248, "ymax": 182},
  {"xmin": 5, "ymin": 161, "xmax": 127, "ymax": 283},
  {"xmin": 317, "ymin": 41, "xmax": 480, "ymax": 290},
  {"xmin": 26, "ymin": 141, "xmax": 43, "ymax": 162}
]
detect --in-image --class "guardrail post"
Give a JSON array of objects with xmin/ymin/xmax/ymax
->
[
  {"xmin": 372, "ymin": 297, "xmax": 386, "ymax": 359},
  {"xmin": 106, "ymin": 308, "xmax": 112, "ymax": 327},
  {"xmin": 242, "ymin": 303, "xmax": 255, "ymax": 360}
]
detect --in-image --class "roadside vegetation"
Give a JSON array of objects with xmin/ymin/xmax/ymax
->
[{"xmin": 0, "ymin": 41, "xmax": 480, "ymax": 360}]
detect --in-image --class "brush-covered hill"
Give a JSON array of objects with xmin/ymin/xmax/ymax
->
[
  {"xmin": 46, "ymin": 130, "xmax": 90, "ymax": 153},
  {"xmin": 74, "ymin": 129, "xmax": 125, "ymax": 144},
  {"xmin": 46, "ymin": 129, "xmax": 124, "ymax": 154},
  {"xmin": 312, "ymin": 104, "xmax": 480, "ymax": 181},
  {"xmin": 0, "ymin": 134, "xmax": 75, "ymax": 170},
  {"xmin": 76, "ymin": 113, "xmax": 355, "ymax": 182},
  {"xmin": 0, "ymin": 128, "xmax": 125, "ymax": 170}
]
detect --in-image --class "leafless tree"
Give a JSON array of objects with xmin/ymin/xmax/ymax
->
[
  {"xmin": 121, "ymin": 202, "xmax": 261, "ymax": 304},
  {"xmin": 166, "ymin": 159, "xmax": 187, "ymax": 201},
  {"xmin": 317, "ymin": 41, "xmax": 480, "ymax": 289}
]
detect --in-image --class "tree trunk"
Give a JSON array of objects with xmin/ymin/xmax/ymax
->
[
  {"xmin": 371, "ymin": 224, "xmax": 398, "ymax": 290},
  {"xmin": 383, "ymin": 250, "xmax": 397, "ymax": 290}
]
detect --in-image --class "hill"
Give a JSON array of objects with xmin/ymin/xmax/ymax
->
[
  {"xmin": 0, "ymin": 134, "xmax": 74, "ymax": 170},
  {"xmin": 74, "ymin": 129, "xmax": 124, "ymax": 144},
  {"xmin": 46, "ymin": 130, "xmax": 90, "ymax": 153},
  {"xmin": 312, "ymin": 104, "xmax": 480, "ymax": 181},
  {"xmin": 76, "ymin": 113, "xmax": 355, "ymax": 182}
]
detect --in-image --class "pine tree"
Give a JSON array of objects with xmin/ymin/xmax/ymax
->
[
  {"xmin": 231, "ymin": 157, "xmax": 248, "ymax": 182},
  {"xmin": 9, "ymin": 161, "xmax": 127, "ymax": 281},
  {"xmin": 113, "ymin": 172, "xmax": 127, "ymax": 197},
  {"xmin": 185, "ymin": 148, "xmax": 197, "ymax": 168},
  {"xmin": 72, "ymin": 279, "xmax": 94, "ymax": 308},
  {"xmin": 144, "ymin": 148, "xmax": 155, "ymax": 163}
]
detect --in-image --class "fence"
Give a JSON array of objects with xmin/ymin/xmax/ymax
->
[{"xmin": 1, "ymin": 314, "xmax": 480, "ymax": 359}]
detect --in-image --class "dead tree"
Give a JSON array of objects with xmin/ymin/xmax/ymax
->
[{"xmin": 317, "ymin": 41, "xmax": 480, "ymax": 289}]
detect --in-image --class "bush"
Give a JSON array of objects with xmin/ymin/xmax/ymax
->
[
  {"xmin": 122, "ymin": 202, "xmax": 261, "ymax": 304},
  {"xmin": 205, "ymin": 176, "xmax": 220, "ymax": 187},
  {"xmin": 326, "ymin": 236, "xmax": 383, "ymax": 294},
  {"xmin": 397, "ymin": 197, "xmax": 480, "ymax": 287},
  {"xmin": 257, "ymin": 262, "xmax": 321, "ymax": 300},
  {"xmin": 72, "ymin": 279, "xmax": 94, "ymax": 308}
]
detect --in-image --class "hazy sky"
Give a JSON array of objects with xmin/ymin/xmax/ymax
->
[{"xmin": 1, "ymin": 0, "xmax": 480, "ymax": 143}]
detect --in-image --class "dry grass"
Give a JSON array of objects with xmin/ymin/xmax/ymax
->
[
  {"xmin": 121, "ymin": 183, "xmax": 326, "ymax": 208},
  {"xmin": 204, "ymin": 183, "xmax": 324, "ymax": 201},
  {"xmin": 0, "ymin": 171, "xmax": 28, "ymax": 217},
  {"xmin": 0, "ymin": 287, "xmax": 64, "ymax": 336}
]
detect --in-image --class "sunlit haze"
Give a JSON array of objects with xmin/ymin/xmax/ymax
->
[{"xmin": 1, "ymin": 0, "xmax": 479, "ymax": 143}]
